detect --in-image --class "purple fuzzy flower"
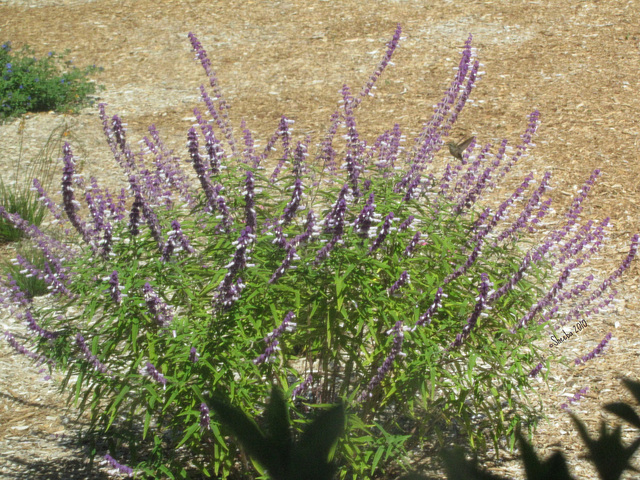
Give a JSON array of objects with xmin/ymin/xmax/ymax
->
[
  {"xmin": 352, "ymin": 192, "xmax": 376, "ymax": 237},
  {"xmin": 61, "ymin": 143, "xmax": 90, "ymax": 244},
  {"xmin": 254, "ymin": 311, "xmax": 297, "ymax": 365},
  {"xmin": 199, "ymin": 402, "xmax": 211, "ymax": 430},
  {"xmin": 189, "ymin": 347, "xmax": 200, "ymax": 363},
  {"xmin": 104, "ymin": 454, "xmax": 133, "ymax": 477},
  {"xmin": 561, "ymin": 386, "xmax": 589, "ymax": 410},
  {"xmin": 76, "ymin": 334, "xmax": 110, "ymax": 374},
  {"xmin": 388, "ymin": 270, "xmax": 410, "ymax": 296},
  {"xmin": 398, "ymin": 215, "xmax": 414, "ymax": 232},
  {"xmin": 358, "ymin": 320, "xmax": 405, "ymax": 402},
  {"xmin": 143, "ymin": 283, "xmax": 173, "ymax": 327},
  {"xmin": 292, "ymin": 374, "xmax": 313, "ymax": 399},
  {"xmin": 449, "ymin": 274, "xmax": 492, "ymax": 349},
  {"xmin": 108, "ymin": 270, "xmax": 122, "ymax": 305},
  {"xmin": 215, "ymin": 227, "xmax": 254, "ymax": 308},
  {"xmin": 188, "ymin": 33, "xmax": 237, "ymax": 156},
  {"xmin": 412, "ymin": 288, "xmax": 445, "ymax": 330},
  {"xmin": 22, "ymin": 309, "xmax": 57, "ymax": 340},
  {"xmin": 575, "ymin": 333, "xmax": 612, "ymax": 365},
  {"xmin": 144, "ymin": 361, "xmax": 167, "ymax": 388},
  {"xmin": 187, "ymin": 126, "xmax": 218, "ymax": 210},
  {"xmin": 162, "ymin": 220, "xmax": 195, "ymax": 262},
  {"xmin": 369, "ymin": 212, "xmax": 394, "ymax": 253},
  {"xmin": 529, "ymin": 362, "xmax": 544, "ymax": 378},
  {"xmin": 269, "ymin": 246, "xmax": 299, "ymax": 284},
  {"xmin": 244, "ymin": 170, "xmax": 257, "ymax": 230},
  {"xmin": 280, "ymin": 177, "xmax": 304, "ymax": 227},
  {"xmin": 4, "ymin": 330, "xmax": 47, "ymax": 364},
  {"xmin": 404, "ymin": 231, "xmax": 422, "ymax": 258}
]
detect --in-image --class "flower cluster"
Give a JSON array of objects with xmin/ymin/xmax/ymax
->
[
  {"xmin": 253, "ymin": 311, "xmax": 297, "ymax": 365},
  {"xmin": 199, "ymin": 402, "xmax": 210, "ymax": 430},
  {"xmin": 387, "ymin": 270, "xmax": 410, "ymax": 296},
  {"xmin": 560, "ymin": 386, "xmax": 589, "ymax": 410},
  {"xmin": 76, "ymin": 334, "xmax": 110, "ymax": 374},
  {"xmin": 575, "ymin": 333, "xmax": 612, "ymax": 366},
  {"xmin": 215, "ymin": 226, "xmax": 254, "ymax": 308},
  {"xmin": 449, "ymin": 273, "xmax": 492, "ymax": 349},
  {"xmin": 369, "ymin": 211, "xmax": 394, "ymax": 253},
  {"xmin": 143, "ymin": 283, "xmax": 173, "ymax": 328},
  {"xmin": 358, "ymin": 320, "xmax": 406, "ymax": 402},
  {"xmin": 143, "ymin": 361, "xmax": 167, "ymax": 388},
  {"xmin": 162, "ymin": 220, "xmax": 194, "ymax": 262},
  {"xmin": 104, "ymin": 454, "xmax": 133, "ymax": 477}
]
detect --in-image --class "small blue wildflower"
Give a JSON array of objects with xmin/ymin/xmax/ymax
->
[
  {"xmin": 6, "ymin": 63, "xmax": 11, "ymax": 70},
  {"xmin": 48, "ymin": 51, "xmax": 53, "ymax": 56},
  {"xmin": 19, "ymin": 85, "xmax": 23, "ymax": 89}
]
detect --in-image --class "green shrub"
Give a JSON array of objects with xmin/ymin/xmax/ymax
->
[
  {"xmin": 0, "ymin": 41, "xmax": 103, "ymax": 121},
  {"xmin": 1, "ymin": 26, "xmax": 637, "ymax": 479}
]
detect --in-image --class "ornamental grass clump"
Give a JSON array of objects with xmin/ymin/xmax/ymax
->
[{"xmin": 1, "ymin": 26, "xmax": 637, "ymax": 479}]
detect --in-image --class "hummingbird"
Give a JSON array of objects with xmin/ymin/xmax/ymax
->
[{"xmin": 446, "ymin": 136, "xmax": 475, "ymax": 161}]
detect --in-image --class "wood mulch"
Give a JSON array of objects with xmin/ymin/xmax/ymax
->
[{"xmin": 1, "ymin": 0, "xmax": 640, "ymax": 478}]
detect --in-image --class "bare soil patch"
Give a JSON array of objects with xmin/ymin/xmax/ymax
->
[{"xmin": 1, "ymin": 0, "xmax": 639, "ymax": 478}]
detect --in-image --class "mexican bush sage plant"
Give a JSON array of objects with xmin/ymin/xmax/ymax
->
[{"xmin": 1, "ymin": 25, "xmax": 637, "ymax": 479}]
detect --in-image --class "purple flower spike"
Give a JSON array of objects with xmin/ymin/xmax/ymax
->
[
  {"xmin": 254, "ymin": 311, "xmax": 297, "ymax": 365},
  {"xmin": 104, "ymin": 454, "xmax": 133, "ymax": 477},
  {"xmin": 199, "ymin": 402, "xmax": 210, "ymax": 430},
  {"xmin": 108, "ymin": 270, "xmax": 122, "ymax": 305},
  {"xmin": 269, "ymin": 246, "xmax": 299, "ymax": 284},
  {"xmin": 143, "ymin": 283, "xmax": 173, "ymax": 328},
  {"xmin": 280, "ymin": 177, "xmax": 304, "ymax": 227},
  {"xmin": 575, "ymin": 333, "xmax": 612, "ymax": 365},
  {"xmin": 449, "ymin": 274, "xmax": 492, "ymax": 349},
  {"xmin": 189, "ymin": 347, "xmax": 200, "ymax": 363},
  {"xmin": 215, "ymin": 227, "xmax": 254, "ymax": 309},
  {"xmin": 561, "ymin": 387, "xmax": 589, "ymax": 410},
  {"xmin": 23, "ymin": 309, "xmax": 57, "ymax": 340},
  {"xmin": 244, "ymin": 170, "xmax": 257, "ymax": 231},
  {"xmin": 369, "ymin": 212, "xmax": 394, "ymax": 253},
  {"xmin": 292, "ymin": 374, "xmax": 313, "ymax": 398},
  {"xmin": 61, "ymin": 143, "xmax": 90, "ymax": 244},
  {"xmin": 529, "ymin": 362, "xmax": 544, "ymax": 378},
  {"xmin": 162, "ymin": 220, "xmax": 195, "ymax": 262},
  {"xmin": 76, "ymin": 334, "xmax": 110, "ymax": 374},
  {"xmin": 358, "ymin": 320, "xmax": 405, "ymax": 402},
  {"xmin": 403, "ymin": 231, "xmax": 422, "ymax": 257},
  {"xmin": 353, "ymin": 192, "xmax": 376, "ymax": 237},
  {"xmin": 144, "ymin": 361, "xmax": 167, "ymax": 388},
  {"xmin": 388, "ymin": 270, "xmax": 410, "ymax": 296},
  {"xmin": 4, "ymin": 330, "xmax": 47, "ymax": 364},
  {"xmin": 412, "ymin": 288, "xmax": 445, "ymax": 330}
]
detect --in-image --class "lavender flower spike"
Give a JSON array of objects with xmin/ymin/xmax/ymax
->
[
  {"xmin": 358, "ymin": 320, "xmax": 405, "ymax": 402},
  {"xmin": 104, "ymin": 454, "xmax": 134, "ymax": 477},
  {"xmin": 254, "ymin": 311, "xmax": 297, "ymax": 365},
  {"xmin": 143, "ymin": 283, "xmax": 173, "ymax": 327},
  {"xmin": 199, "ymin": 402, "xmax": 210, "ymax": 430},
  {"xmin": 144, "ymin": 361, "xmax": 167, "ymax": 388},
  {"xmin": 61, "ymin": 142, "xmax": 90, "ymax": 244},
  {"xmin": 369, "ymin": 211, "xmax": 394, "ymax": 253}
]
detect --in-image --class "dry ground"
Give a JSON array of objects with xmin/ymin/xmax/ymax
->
[{"xmin": 0, "ymin": 0, "xmax": 639, "ymax": 478}]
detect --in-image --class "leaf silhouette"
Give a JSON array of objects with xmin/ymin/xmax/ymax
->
[
  {"xmin": 570, "ymin": 412, "xmax": 640, "ymax": 480},
  {"xmin": 604, "ymin": 402, "xmax": 640, "ymax": 430}
]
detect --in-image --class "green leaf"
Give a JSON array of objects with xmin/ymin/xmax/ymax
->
[
  {"xmin": 290, "ymin": 401, "xmax": 345, "ymax": 480},
  {"xmin": 176, "ymin": 423, "xmax": 200, "ymax": 449},
  {"xmin": 264, "ymin": 387, "xmax": 292, "ymax": 478},
  {"xmin": 209, "ymin": 396, "xmax": 276, "ymax": 474}
]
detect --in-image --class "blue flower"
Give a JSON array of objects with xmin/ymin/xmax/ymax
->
[
  {"xmin": 5, "ymin": 63, "xmax": 11, "ymax": 70},
  {"xmin": 48, "ymin": 51, "xmax": 53, "ymax": 56},
  {"xmin": 18, "ymin": 85, "xmax": 23, "ymax": 89}
]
